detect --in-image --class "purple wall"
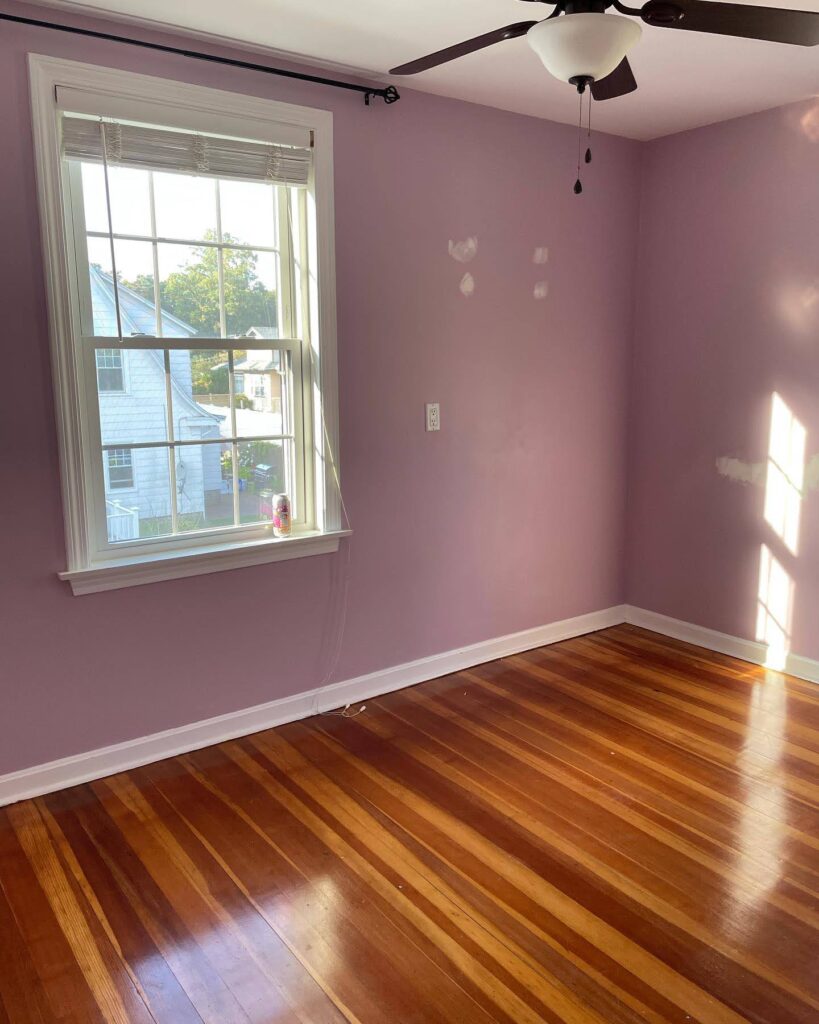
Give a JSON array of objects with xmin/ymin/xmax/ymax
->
[
  {"xmin": 0, "ymin": 2, "xmax": 640, "ymax": 774},
  {"xmin": 627, "ymin": 100, "xmax": 819, "ymax": 661}
]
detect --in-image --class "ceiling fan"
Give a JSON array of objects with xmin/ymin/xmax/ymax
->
[{"xmin": 390, "ymin": 0, "xmax": 819, "ymax": 101}]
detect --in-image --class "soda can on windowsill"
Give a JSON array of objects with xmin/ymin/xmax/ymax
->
[{"xmin": 272, "ymin": 493, "xmax": 291, "ymax": 538}]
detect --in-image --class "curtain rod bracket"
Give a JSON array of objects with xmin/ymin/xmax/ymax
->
[{"xmin": 1, "ymin": 12, "xmax": 402, "ymax": 107}]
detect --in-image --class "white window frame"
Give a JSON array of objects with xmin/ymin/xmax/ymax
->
[{"xmin": 29, "ymin": 55, "xmax": 347, "ymax": 595}]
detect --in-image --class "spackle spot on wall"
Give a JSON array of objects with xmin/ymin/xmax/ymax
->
[
  {"xmin": 717, "ymin": 453, "xmax": 819, "ymax": 495},
  {"xmin": 459, "ymin": 272, "xmax": 475, "ymax": 297},
  {"xmin": 449, "ymin": 237, "xmax": 478, "ymax": 263},
  {"xmin": 716, "ymin": 457, "xmax": 766, "ymax": 486},
  {"xmin": 533, "ymin": 281, "xmax": 549, "ymax": 300},
  {"xmin": 533, "ymin": 247, "xmax": 549, "ymax": 265}
]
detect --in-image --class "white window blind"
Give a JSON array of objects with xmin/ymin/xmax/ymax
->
[{"xmin": 61, "ymin": 114, "xmax": 312, "ymax": 187}]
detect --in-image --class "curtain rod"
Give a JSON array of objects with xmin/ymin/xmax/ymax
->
[{"xmin": 0, "ymin": 11, "xmax": 401, "ymax": 106}]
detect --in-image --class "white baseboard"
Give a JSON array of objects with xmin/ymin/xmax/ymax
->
[
  {"xmin": 624, "ymin": 606, "xmax": 819, "ymax": 685},
  {"xmin": 0, "ymin": 604, "xmax": 626, "ymax": 808}
]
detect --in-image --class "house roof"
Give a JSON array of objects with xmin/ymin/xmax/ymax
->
[
  {"xmin": 244, "ymin": 326, "xmax": 278, "ymax": 340},
  {"xmin": 89, "ymin": 265, "xmax": 197, "ymax": 338},
  {"xmin": 234, "ymin": 355, "xmax": 279, "ymax": 372}
]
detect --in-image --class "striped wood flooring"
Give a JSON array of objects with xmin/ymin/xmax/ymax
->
[{"xmin": 1, "ymin": 624, "xmax": 817, "ymax": 1023}]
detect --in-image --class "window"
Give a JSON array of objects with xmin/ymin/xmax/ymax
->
[
  {"xmin": 107, "ymin": 448, "xmax": 134, "ymax": 489},
  {"xmin": 96, "ymin": 348, "xmax": 124, "ymax": 392},
  {"xmin": 31, "ymin": 57, "xmax": 343, "ymax": 594}
]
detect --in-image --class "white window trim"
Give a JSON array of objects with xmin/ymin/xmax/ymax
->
[{"xmin": 29, "ymin": 55, "xmax": 346, "ymax": 595}]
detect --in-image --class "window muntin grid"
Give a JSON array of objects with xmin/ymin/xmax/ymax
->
[{"xmin": 63, "ymin": 148, "xmax": 311, "ymax": 558}]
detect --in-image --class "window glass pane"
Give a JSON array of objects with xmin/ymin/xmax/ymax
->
[
  {"xmin": 237, "ymin": 440, "xmax": 290, "ymax": 524},
  {"xmin": 102, "ymin": 445, "xmax": 172, "ymax": 542},
  {"xmin": 233, "ymin": 349, "xmax": 285, "ymax": 438},
  {"xmin": 224, "ymin": 249, "xmax": 279, "ymax": 338},
  {"xmin": 175, "ymin": 443, "xmax": 233, "ymax": 533},
  {"xmin": 170, "ymin": 349, "xmax": 230, "ymax": 441},
  {"xmin": 154, "ymin": 172, "xmax": 216, "ymax": 242},
  {"xmin": 79, "ymin": 163, "xmax": 108, "ymax": 233},
  {"xmin": 114, "ymin": 240, "xmax": 157, "ymax": 336},
  {"xmin": 87, "ymin": 235, "xmax": 118, "ymax": 337},
  {"xmin": 219, "ymin": 180, "xmax": 277, "ymax": 248},
  {"xmin": 97, "ymin": 348, "xmax": 168, "ymax": 444},
  {"xmin": 109, "ymin": 166, "xmax": 152, "ymax": 237},
  {"xmin": 157, "ymin": 243, "xmax": 220, "ymax": 337},
  {"xmin": 86, "ymin": 238, "xmax": 157, "ymax": 338},
  {"xmin": 79, "ymin": 162, "xmax": 153, "ymax": 237}
]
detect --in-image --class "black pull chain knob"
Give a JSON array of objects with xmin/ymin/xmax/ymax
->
[
  {"xmin": 574, "ymin": 179, "xmax": 583, "ymax": 195},
  {"xmin": 585, "ymin": 147, "xmax": 592, "ymax": 164}
]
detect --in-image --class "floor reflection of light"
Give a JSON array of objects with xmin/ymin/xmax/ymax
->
[{"xmin": 727, "ymin": 670, "xmax": 787, "ymax": 939}]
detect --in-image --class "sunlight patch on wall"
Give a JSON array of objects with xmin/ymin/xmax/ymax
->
[
  {"xmin": 798, "ymin": 99, "xmax": 819, "ymax": 142},
  {"xmin": 533, "ymin": 281, "xmax": 549, "ymax": 300},
  {"xmin": 763, "ymin": 393, "xmax": 806, "ymax": 556},
  {"xmin": 756, "ymin": 544, "xmax": 793, "ymax": 671},
  {"xmin": 777, "ymin": 280, "xmax": 819, "ymax": 334}
]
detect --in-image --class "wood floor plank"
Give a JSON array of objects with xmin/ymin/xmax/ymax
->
[{"xmin": 1, "ymin": 625, "xmax": 817, "ymax": 1023}]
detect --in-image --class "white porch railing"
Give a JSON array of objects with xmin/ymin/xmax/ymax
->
[{"xmin": 106, "ymin": 499, "xmax": 140, "ymax": 541}]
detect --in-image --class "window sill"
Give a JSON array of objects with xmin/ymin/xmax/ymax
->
[{"xmin": 59, "ymin": 530, "xmax": 351, "ymax": 595}]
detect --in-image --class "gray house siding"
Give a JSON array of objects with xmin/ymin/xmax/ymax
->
[{"xmin": 91, "ymin": 268, "xmax": 224, "ymax": 539}]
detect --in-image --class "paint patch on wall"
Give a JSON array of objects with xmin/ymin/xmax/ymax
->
[
  {"xmin": 459, "ymin": 272, "xmax": 475, "ymax": 297},
  {"xmin": 449, "ymin": 237, "xmax": 478, "ymax": 263},
  {"xmin": 533, "ymin": 281, "xmax": 549, "ymax": 300},
  {"xmin": 716, "ymin": 457, "xmax": 766, "ymax": 486},
  {"xmin": 717, "ymin": 453, "xmax": 819, "ymax": 494},
  {"xmin": 533, "ymin": 247, "xmax": 549, "ymax": 265}
]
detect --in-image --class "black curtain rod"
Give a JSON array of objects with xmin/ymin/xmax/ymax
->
[{"xmin": 0, "ymin": 11, "xmax": 401, "ymax": 105}]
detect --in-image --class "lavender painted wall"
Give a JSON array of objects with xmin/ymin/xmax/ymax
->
[
  {"xmin": 627, "ymin": 99, "xmax": 819, "ymax": 661},
  {"xmin": 0, "ymin": 2, "xmax": 640, "ymax": 774}
]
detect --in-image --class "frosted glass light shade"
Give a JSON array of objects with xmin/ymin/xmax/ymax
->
[{"xmin": 527, "ymin": 14, "xmax": 642, "ymax": 84}]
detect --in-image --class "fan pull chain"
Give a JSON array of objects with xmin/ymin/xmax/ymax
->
[
  {"xmin": 574, "ymin": 89, "xmax": 583, "ymax": 194},
  {"xmin": 586, "ymin": 89, "xmax": 593, "ymax": 164}
]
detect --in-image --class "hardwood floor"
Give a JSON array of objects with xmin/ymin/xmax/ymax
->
[{"xmin": 1, "ymin": 624, "xmax": 818, "ymax": 1023}]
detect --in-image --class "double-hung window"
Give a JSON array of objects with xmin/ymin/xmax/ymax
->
[{"xmin": 30, "ymin": 57, "xmax": 343, "ymax": 593}]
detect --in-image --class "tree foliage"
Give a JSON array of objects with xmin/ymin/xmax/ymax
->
[
  {"xmin": 124, "ymin": 231, "xmax": 277, "ymax": 339},
  {"xmin": 123, "ymin": 231, "xmax": 277, "ymax": 396}
]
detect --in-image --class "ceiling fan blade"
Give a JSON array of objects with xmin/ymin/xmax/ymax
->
[
  {"xmin": 390, "ymin": 21, "xmax": 538, "ymax": 75},
  {"xmin": 641, "ymin": 0, "xmax": 819, "ymax": 45},
  {"xmin": 591, "ymin": 57, "xmax": 638, "ymax": 100}
]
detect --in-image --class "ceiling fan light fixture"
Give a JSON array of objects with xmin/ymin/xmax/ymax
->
[{"xmin": 527, "ymin": 13, "xmax": 642, "ymax": 85}]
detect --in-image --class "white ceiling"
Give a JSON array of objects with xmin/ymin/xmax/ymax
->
[{"xmin": 41, "ymin": 0, "xmax": 819, "ymax": 139}]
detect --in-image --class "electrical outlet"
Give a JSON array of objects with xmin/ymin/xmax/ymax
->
[{"xmin": 425, "ymin": 402, "xmax": 440, "ymax": 432}]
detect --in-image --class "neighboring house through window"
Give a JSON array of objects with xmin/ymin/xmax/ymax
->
[
  {"xmin": 30, "ymin": 56, "xmax": 342, "ymax": 593},
  {"xmin": 106, "ymin": 448, "xmax": 134, "ymax": 489},
  {"xmin": 96, "ymin": 348, "xmax": 124, "ymax": 392}
]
